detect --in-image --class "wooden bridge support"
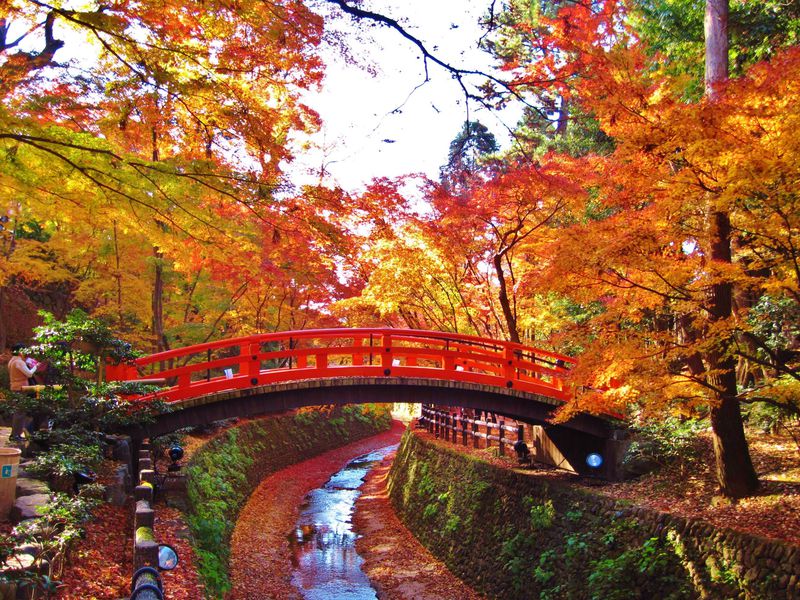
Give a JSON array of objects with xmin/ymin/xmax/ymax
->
[
  {"xmin": 419, "ymin": 404, "xmax": 627, "ymax": 481},
  {"xmin": 530, "ymin": 424, "xmax": 626, "ymax": 480}
]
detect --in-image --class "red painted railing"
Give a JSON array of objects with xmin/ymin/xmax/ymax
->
[{"xmin": 105, "ymin": 328, "xmax": 575, "ymax": 404}]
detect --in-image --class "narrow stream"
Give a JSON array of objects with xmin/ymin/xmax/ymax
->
[{"xmin": 288, "ymin": 444, "xmax": 398, "ymax": 599}]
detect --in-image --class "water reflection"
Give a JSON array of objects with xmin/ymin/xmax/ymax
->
[{"xmin": 289, "ymin": 446, "xmax": 397, "ymax": 600}]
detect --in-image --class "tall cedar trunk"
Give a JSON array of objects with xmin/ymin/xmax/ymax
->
[
  {"xmin": 150, "ymin": 127, "xmax": 169, "ymax": 356},
  {"xmin": 707, "ymin": 213, "xmax": 758, "ymax": 496},
  {"xmin": 493, "ymin": 254, "xmax": 520, "ymax": 343},
  {"xmin": 113, "ymin": 222, "xmax": 124, "ymax": 327},
  {"xmin": 555, "ymin": 97, "xmax": 569, "ymax": 137},
  {"xmin": 152, "ymin": 246, "xmax": 167, "ymax": 353},
  {"xmin": 704, "ymin": 0, "xmax": 759, "ymax": 497}
]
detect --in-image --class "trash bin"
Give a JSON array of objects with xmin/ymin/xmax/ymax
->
[{"xmin": 0, "ymin": 448, "xmax": 21, "ymax": 520}]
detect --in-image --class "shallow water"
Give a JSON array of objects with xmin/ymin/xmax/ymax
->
[{"xmin": 288, "ymin": 445, "xmax": 397, "ymax": 600}]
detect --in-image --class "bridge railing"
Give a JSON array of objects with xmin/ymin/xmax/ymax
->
[{"xmin": 106, "ymin": 328, "xmax": 575, "ymax": 403}]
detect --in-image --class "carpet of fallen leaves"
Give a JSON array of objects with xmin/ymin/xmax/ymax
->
[
  {"xmin": 56, "ymin": 503, "xmax": 132, "ymax": 599},
  {"xmin": 600, "ymin": 430, "xmax": 800, "ymax": 545},
  {"xmin": 54, "ymin": 503, "xmax": 203, "ymax": 600},
  {"xmin": 353, "ymin": 451, "xmax": 486, "ymax": 600},
  {"xmin": 156, "ymin": 506, "xmax": 205, "ymax": 600},
  {"xmin": 417, "ymin": 426, "xmax": 800, "ymax": 546}
]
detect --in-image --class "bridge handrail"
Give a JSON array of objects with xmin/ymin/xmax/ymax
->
[
  {"xmin": 128, "ymin": 328, "xmax": 574, "ymax": 365},
  {"xmin": 107, "ymin": 328, "xmax": 576, "ymax": 403}
]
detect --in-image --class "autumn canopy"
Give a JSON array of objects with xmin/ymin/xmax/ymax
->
[{"xmin": 1, "ymin": 0, "xmax": 798, "ymax": 497}]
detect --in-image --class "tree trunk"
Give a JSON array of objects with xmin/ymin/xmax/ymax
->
[
  {"xmin": 555, "ymin": 97, "xmax": 569, "ymax": 137},
  {"xmin": 706, "ymin": 211, "xmax": 758, "ymax": 497},
  {"xmin": 112, "ymin": 221, "xmax": 124, "ymax": 327},
  {"xmin": 704, "ymin": 0, "xmax": 758, "ymax": 498},
  {"xmin": 152, "ymin": 246, "xmax": 168, "ymax": 354},
  {"xmin": 709, "ymin": 367, "xmax": 758, "ymax": 497},
  {"xmin": 704, "ymin": 0, "xmax": 728, "ymax": 100},
  {"xmin": 493, "ymin": 254, "xmax": 520, "ymax": 343}
]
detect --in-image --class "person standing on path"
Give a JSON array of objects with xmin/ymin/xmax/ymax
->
[{"xmin": 7, "ymin": 344, "xmax": 37, "ymax": 440}]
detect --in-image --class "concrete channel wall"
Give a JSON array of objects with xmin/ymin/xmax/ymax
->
[{"xmin": 388, "ymin": 430, "xmax": 800, "ymax": 600}]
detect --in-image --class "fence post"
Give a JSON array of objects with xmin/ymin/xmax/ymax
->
[
  {"xmin": 499, "ymin": 420, "xmax": 506, "ymax": 456},
  {"xmin": 472, "ymin": 419, "xmax": 479, "ymax": 449},
  {"xmin": 461, "ymin": 416, "xmax": 468, "ymax": 446},
  {"xmin": 445, "ymin": 413, "xmax": 451, "ymax": 442},
  {"xmin": 517, "ymin": 424, "xmax": 525, "ymax": 443},
  {"xmin": 434, "ymin": 411, "xmax": 440, "ymax": 438}
]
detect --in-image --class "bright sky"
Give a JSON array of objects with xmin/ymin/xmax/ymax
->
[
  {"xmin": 291, "ymin": 0, "xmax": 519, "ymax": 192},
  {"xmin": 38, "ymin": 0, "xmax": 514, "ymax": 194}
]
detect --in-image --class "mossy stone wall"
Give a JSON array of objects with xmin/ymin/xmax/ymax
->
[
  {"xmin": 186, "ymin": 406, "xmax": 391, "ymax": 598},
  {"xmin": 388, "ymin": 430, "xmax": 800, "ymax": 600}
]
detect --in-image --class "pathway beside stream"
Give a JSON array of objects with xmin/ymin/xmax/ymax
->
[{"xmin": 352, "ymin": 450, "xmax": 486, "ymax": 600}]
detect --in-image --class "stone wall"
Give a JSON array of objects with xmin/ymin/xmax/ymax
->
[
  {"xmin": 185, "ymin": 405, "xmax": 392, "ymax": 599},
  {"xmin": 388, "ymin": 430, "xmax": 800, "ymax": 600}
]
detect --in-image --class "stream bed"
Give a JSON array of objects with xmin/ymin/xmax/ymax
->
[{"xmin": 288, "ymin": 444, "xmax": 398, "ymax": 599}]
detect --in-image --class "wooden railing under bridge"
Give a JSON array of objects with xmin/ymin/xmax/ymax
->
[
  {"xmin": 418, "ymin": 405, "xmax": 624, "ymax": 477},
  {"xmin": 106, "ymin": 328, "xmax": 576, "ymax": 404},
  {"xmin": 420, "ymin": 405, "xmax": 526, "ymax": 458}
]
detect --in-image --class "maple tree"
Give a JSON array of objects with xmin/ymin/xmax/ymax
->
[
  {"xmin": 0, "ymin": 0, "xmax": 362, "ymax": 348},
  {"xmin": 477, "ymin": 0, "xmax": 799, "ymax": 497}
]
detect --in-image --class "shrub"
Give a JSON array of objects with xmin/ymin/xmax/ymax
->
[{"xmin": 623, "ymin": 417, "xmax": 706, "ymax": 470}]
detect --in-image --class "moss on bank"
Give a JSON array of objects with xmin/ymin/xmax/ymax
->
[
  {"xmin": 186, "ymin": 405, "xmax": 392, "ymax": 598},
  {"xmin": 388, "ymin": 430, "xmax": 800, "ymax": 600}
]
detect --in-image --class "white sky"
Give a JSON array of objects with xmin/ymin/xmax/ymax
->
[{"xmin": 291, "ymin": 0, "xmax": 520, "ymax": 192}]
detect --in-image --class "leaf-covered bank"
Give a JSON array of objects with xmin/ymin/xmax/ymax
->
[
  {"xmin": 185, "ymin": 405, "xmax": 392, "ymax": 598},
  {"xmin": 388, "ymin": 430, "xmax": 800, "ymax": 600}
]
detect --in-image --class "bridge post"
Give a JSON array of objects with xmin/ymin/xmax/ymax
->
[
  {"xmin": 503, "ymin": 346, "xmax": 515, "ymax": 385},
  {"xmin": 353, "ymin": 337, "xmax": 364, "ymax": 366},
  {"xmin": 381, "ymin": 333, "xmax": 392, "ymax": 373},
  {"xmin": 246, "ymin": 343, "xmax": 261, "ymax": 383}
]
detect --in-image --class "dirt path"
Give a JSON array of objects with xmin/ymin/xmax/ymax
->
[
  {"xmin": 229, "ymin": 421, "xmax": 483, "ymax": 599},
  {"xmin": 352, "ymin": 450, "xmax": 486, "ymax": 600}
]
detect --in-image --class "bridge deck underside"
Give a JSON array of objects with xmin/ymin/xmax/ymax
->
[{"xmin": 137, "ymin": 377, "xmax": 627, "ymax": 480}]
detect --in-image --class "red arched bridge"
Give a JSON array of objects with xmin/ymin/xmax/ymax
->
[{"xmin": 107, "ymin": 328, "xmax": 627, "ymax": 479}]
